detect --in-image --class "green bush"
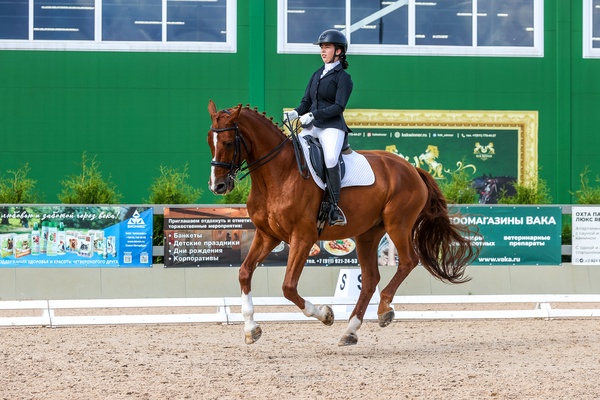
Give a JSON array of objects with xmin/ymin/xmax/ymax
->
[
  {"xmin": 497, "ymin": 171, "xmax": 552, "ymax": 204},
  {"xmin": 145, "ymin": 164, "xmax": 202, "ymax": 204},
  {"xmin": 58, "ymin": 152, "xmax": 122, "ymax": 204},
  {"xmin": 562, "ymin": 218, "xmax": 572, "ymax": 245},
  {"xmin": 562, "ymin": 216, "xmax": 572, "ymax": 262},
  {"xmin": 146, "ymin": 163, "xmax": 203, "ymax": 264},
  {"xmin": 572, "ymin": 166, "xmax": 600, "ymax": 204},
  {"xmin": 438, "ymin": 166, "xmax": 478, "ymax": 204},
  {"xmin": 0, "ymin": 163, "xmax": 41, "ymax": 203},
  {"xmin": 564, "ymin": 166, "xmax": 600, "ymax": 261},
  {"xmin": 217, "ymin": 178, "xmax": 251, "ymax": 204}
]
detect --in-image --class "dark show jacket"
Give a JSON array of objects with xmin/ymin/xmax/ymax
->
[{"xmin": 295, "ymin": 63, "xmax": 353, "ymax": 133}]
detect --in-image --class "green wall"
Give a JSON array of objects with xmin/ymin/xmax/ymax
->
[{"xmin": 0, "ymin": 1, "xmax": 598, "ymax": 205}]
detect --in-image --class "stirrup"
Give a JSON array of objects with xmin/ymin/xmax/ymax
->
[{"xmin": 329, "ymin": 206, "xmax": 347, "ymax": 226}]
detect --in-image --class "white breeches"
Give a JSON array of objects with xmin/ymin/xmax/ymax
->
[{"xmin": 301, "ymin": 126, "xmax": 345, "ymax": 168}]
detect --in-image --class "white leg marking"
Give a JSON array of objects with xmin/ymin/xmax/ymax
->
[
  {"xmin": 343, "ymin": 315, "xmax": 362, "ymax": 337},
  {"xmin": 302, "ymin": 300, "xmax": 317, "ymax": 318},
  {"xmin": 302, "ymin": 300, "xmax": 328, "ymax": 322},
  {"xmin": 241, "ymin": 292, "xmax": 259, "ymax": 333}
]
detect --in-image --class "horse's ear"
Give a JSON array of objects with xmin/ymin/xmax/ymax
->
[
  {"xmin": 229, "ymin": 103, "xmax": 243, "ymax": 119},
  {"xmin": 208, "ymin": 99, "xmax": 217, "ymax": 117}
]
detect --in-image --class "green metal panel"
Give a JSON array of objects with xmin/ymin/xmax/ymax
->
[
  {"xmin": 1, "ymin": 1, "xmax": 599, "ymax": 205},
  {"xmin": 249, "ymin": 0, "xmax": 266, "ymax": 109},
  {"xmin": 571, "ymin": 2, "xmax": 600, "ymax": 203},
  {"xmin": 554, "ymin": 0, "xmax": 573, "ymax": 203},
  {"xmin": 0, "ymin": 42, "xmax": 250, "ymax": 204}
]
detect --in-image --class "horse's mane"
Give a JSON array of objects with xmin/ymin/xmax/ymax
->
[{"xmin": 237, "ymin": 104, "xmax": 286, "ymax": 134}]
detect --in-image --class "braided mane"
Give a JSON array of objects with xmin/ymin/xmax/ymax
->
[{"xmin": 240, "ymin": 104, "xmax": 285, "ymax": 133}]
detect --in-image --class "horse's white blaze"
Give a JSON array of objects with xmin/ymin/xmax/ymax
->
[
  {"xmin": 241, "ymin": 292, "xmax": 258, "ymax": 333},
  {"xmin": 209, "ymin": 131, "xmax": 219, "ymax": 192}
]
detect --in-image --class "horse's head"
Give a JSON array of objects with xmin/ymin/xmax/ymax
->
[
  {"xmin": 426, "ymin": 145, "xmax": 439, "ymax": 158},
  {"xmin": 207, "ymin": 100, "xmax": 245, "ymax": 195}
]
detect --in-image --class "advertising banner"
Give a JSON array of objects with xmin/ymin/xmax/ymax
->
[
  {"xmin": 0, "ymin": 205, "xmax": 153, "ymax": 267},
  {"xmin": 165, "ymin": 206, "xmax": 563, "ymax": 267},
  {"xmin": 452, "ymin": 206, "xmax": 562, "ymax": 265},
  {"xmin": 164, "ymin": 207, "xmax": 358, "ymax": 267},
  {"xmin": 571, "ymin": 206, "xmax": 600, "ymax": 265},
  {"xmin": 164, "ymin": 207, "xmax": 254, "ymax": 267}
]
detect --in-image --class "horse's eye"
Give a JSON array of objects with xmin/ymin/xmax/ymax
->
[{"xmin": 223, "ymin": 141, "xmax": 234, "ymax": 149}]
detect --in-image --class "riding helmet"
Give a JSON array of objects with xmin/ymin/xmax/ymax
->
[{"xmin": 314, "ymin": 29, "xmax": 348, "ymax": 52}]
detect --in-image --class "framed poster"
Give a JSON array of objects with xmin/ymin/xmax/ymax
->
[{"xmin": 343, "ymin": 109, "xmax": 538, "ymax": 204}]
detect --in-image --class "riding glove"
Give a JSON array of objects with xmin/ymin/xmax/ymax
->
[
  {"xmin": 283, "ymin": 110, "xmax": 298, "ymax": 121},
  {"xmin": 300, "ymin": 112, "xmax": 314, "ymax": 127}
]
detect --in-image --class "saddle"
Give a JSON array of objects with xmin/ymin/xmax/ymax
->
[
  {"xmin": 302, "ymin": 134, "xmax": 351, "ymax": 235},
  {"xmin": 302, "ymin": 134, "xmax": 350, "ymax": 182}
]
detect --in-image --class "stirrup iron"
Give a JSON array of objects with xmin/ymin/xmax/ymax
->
[{"xmin": 329, "ymin": 205, "xmax": 346, "ymax": 226}]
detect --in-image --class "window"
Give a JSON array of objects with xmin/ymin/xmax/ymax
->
[
  {"xmin": 279, "ymin": 0, "xmax": 543, "ymax": 57},
  {"xmin": 583, "ymin": 0, "xmax": 600, "ymax": 58},
  {"xmin": 0, "ymin": 0, "xmax": 236, "ymax": 52}
]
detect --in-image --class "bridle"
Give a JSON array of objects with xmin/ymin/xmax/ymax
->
[
  {"xmin": 209, "ymin": 123, "xmax": 248, "ymax": 181},
  {"xmin": 209, "ymin": 116, "xmax": 290, "ymax": 181}
]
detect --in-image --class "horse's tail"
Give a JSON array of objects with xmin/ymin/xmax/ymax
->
[{"xmin": 413, "ymin": 168, "xmax": 480, "ymax": 284}]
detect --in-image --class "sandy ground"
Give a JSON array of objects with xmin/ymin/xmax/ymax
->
[{"xmin": 1, "ymin": 315, "xmax": 600, "ymax": 400}]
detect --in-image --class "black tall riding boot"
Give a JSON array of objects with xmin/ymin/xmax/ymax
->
[{"xmin": 325, "ymin": 166, "xmax": 347, "ymax": 226}]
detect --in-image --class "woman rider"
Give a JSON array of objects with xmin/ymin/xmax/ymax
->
[{"xmin": 284, "ymin": 29, "xmax": 353, "ymax": 226}]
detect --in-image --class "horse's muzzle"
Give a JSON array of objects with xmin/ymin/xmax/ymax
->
[{"xmin": 210, "ymin": 176, "xmax": 235, "ymax": 195}]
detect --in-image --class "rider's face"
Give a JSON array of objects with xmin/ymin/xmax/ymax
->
[{"xmin": 320, "ymin": 43, "xmax": 340, "ymax": 64}]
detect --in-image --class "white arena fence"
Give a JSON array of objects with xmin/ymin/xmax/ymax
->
[{"xmin": 1, "ymin": 295, "xmax": 600, "ymax": 328}]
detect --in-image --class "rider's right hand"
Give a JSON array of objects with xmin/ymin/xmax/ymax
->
[{"xmin": 283, "ymin": 110, "xmax": 298, "ymax": 121}]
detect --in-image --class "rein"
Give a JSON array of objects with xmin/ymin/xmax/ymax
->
[{"xmin": 283, "ymin": 117, "xmax": 310, "ymax": 180}]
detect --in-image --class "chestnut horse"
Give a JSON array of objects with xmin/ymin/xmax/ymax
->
[{"xmin": 207, "ymin": 100, "xmax": 479, "ymax": 346}]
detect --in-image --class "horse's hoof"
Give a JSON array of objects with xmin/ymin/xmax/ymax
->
[
  {"xmin": 320, "ymin": 305, "xmax": 335, "ymax": 326},
  {"xmin": 378, "ymin": 309, "xmax": 395, "ymax": 328},
  {"xmin": 245, "ymin": 326, "xmax": 262, "ymax": 344},
  {"xmin": 338, "ymin": 333, "xmax": 358, "ymax": 346}
]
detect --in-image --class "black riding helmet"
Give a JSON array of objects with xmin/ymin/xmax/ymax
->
[{"xmin": 314, "ymin": 29, "xmax": 348, "ymax": 53}]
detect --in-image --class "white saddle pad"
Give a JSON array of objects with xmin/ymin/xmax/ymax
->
[{"xmin": 299, "ymin": 136, "xmax": 375, "ymax": 190}]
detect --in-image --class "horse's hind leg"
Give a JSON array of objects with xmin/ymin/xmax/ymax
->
[
  {"xmin": 339, "ymin": 227, "xmax": 385, "ymax": 346},
  {"xmin": 377, "ymin": 226, "xmax": 419, "ymax": 328}
]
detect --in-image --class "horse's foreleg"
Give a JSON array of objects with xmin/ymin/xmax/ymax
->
[
  {"xmin": 241, "ymin": 292, "xmax": 261, "ymax": 344},
  {"xmin": 239, "ymin": 230, "xmax": 280, "ymax": 344},
  {"xmin": 282, "ymin": 238, "xmax": 334, "ymax": 326},
  {"xmin": 339, "ymin": 229, "xmax": 384, "ymax": 346}
]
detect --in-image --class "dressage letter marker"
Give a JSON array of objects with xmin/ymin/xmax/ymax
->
[{"xmin": 333, "ymin": 269, "xmax": 380, "ymax": 318}]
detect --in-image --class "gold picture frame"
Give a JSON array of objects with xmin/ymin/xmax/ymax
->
[{"xmin": 343, "ymin": 109, "xmax": 538, "ymax": 185}]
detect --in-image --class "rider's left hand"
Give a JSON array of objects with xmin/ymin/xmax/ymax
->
[{"xmin": 300, "ymin": 112, "xmax": 314, "ymax": 127}]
